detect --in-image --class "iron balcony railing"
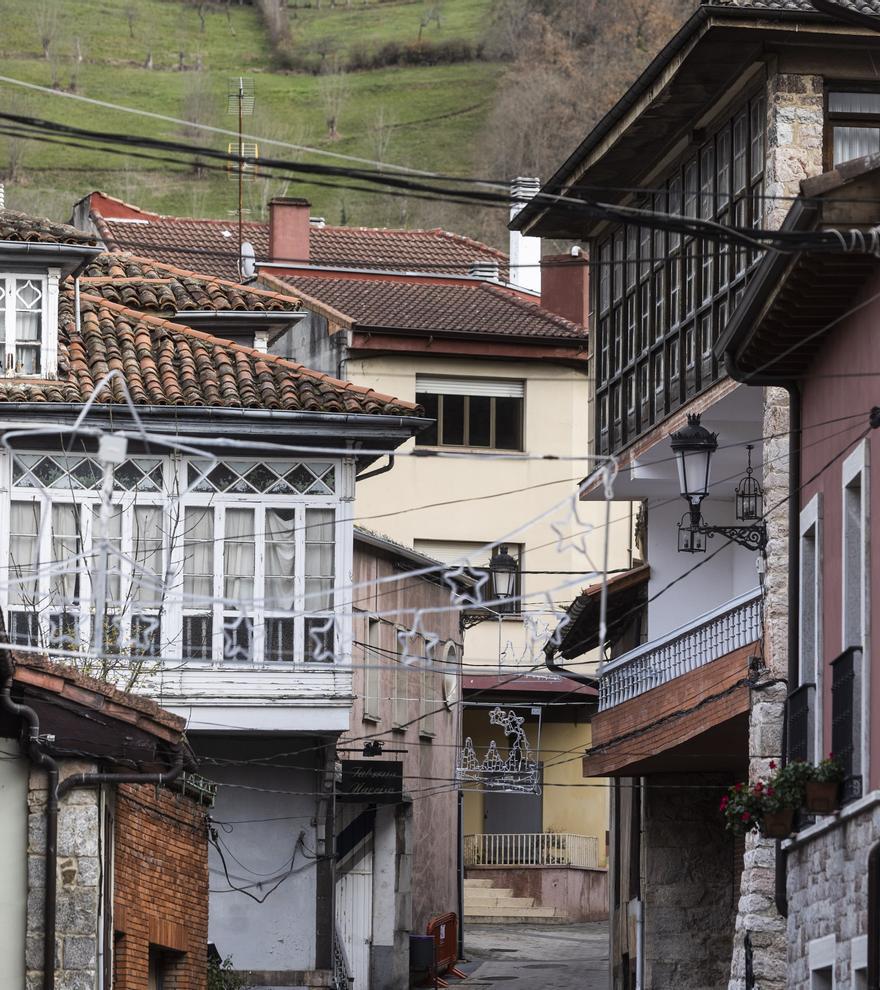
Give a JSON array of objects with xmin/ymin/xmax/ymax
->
[
  {"xmin": 463, "ymin": 832, "xmax": 599, "ymax": 870},
  {"xmin": 832, "ymin": 646, "xmax": 863, "ymax": 804},
  {"xmin": 788, "ymin": 682, "xmax": 815, "ymax": 764},
  {"xmin": 598, "ymin": 587, "xmax": 762, "ymax": 711}
]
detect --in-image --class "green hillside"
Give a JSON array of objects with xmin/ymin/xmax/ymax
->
[{"xmin": 0, "ymin": 0, "xmax": 503, "ymax": 238}]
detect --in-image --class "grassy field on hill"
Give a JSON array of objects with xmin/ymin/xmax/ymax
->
[{"xmin": 0, "ymin": 0, "xmax": 505, "ymax": 240}]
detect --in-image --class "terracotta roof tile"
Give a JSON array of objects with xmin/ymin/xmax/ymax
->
[
  {"xmin": 705, "ymin": 0, "xmax": 880, "ymax": 9},
  {"xmin": 277, "ymin": 274, "xmax": 587, "ymax": 342},
  {"xmin": 0, "ymin": 208, "xmax": 96, "ymax": 245},
  {"xmin": 0, "ymin": 291, "xmax": 419, "ymax": 416},
  {"xmin": 79, "ymin": 252, "xmax": 303, "ymax": 315},
  {"xmin": 88, "ymin": 195, "xmax": 507, "ymax": 278}
]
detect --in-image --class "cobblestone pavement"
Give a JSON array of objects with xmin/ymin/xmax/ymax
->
[{"xmin": 458, "ymin": 922, "xmax": 609, "ymax": 989}]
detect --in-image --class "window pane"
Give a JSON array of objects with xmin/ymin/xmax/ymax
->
[
  {"xmin": 9, "ymin": 501, "xmax": 39, "ymax": 607},
  {"xmin": 0, "ymin": 282, "xmax": 6, "ymax": 369},
  {"xmin": 184, "ymin": 507, "xmax": 214, "ymax": 602},
  {"xmin": 495, "ymin": 397, "xmax": 522, "ymax": 451},
  {"xmin": 14, "ymin": 278, "xmax": 42, "ymax": 376},
  {"xmin": 416, "ymin": 392, "xmax": 438, "ymax": 446},
  {"xmin": 305, "ymin": 616, "xmax": 334, "ymax": 663},
  {"xmin": 829, "ymin": 91, "xmax": 880, "ymax": 114},
  {"xmin": 131, "ymin": 615, "xmax": 161, "ymax": 658},
  {"xmin": 265, "ymin": 508, "xmax": 296, "ymax": 610},
  {"xmin": 223, "ymin": 615, "xmax": 253, "ymax": 662},
  {"xmin": 305, "ymin": 508, "xmax": 335, "ymax": 612},
  {"xmin": 52, "ymin": 504, "xmax": 81, "ymax": 606},
  {"xmin": 833, "ymin": 126, "xmax": 880, "ymax": 166},
  {"xmin": 468, "ymin": 395, "xmax": 491, "ymax": 447},
  {"xmin": 265, "ymin": 617, "xmax": 295, "ymax": 662},
  {"xmin": 183, "ymin": 615, "xmax": 212, "ymax": 661},
  {"xmin": 133, "ymin": 506, "xmax": 163, "ymax": 605},
  {"xmin": 441, "ymin": 394, "xmax": 465, "ymax": 446},
  {"xmin": 224, "ymin": 508, "xmax": 255, "ymax": 603}
]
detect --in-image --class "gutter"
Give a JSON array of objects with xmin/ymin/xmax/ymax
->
[{"xmin": 0, "ymin": 242, "xmax": 103, "ymax": 277}]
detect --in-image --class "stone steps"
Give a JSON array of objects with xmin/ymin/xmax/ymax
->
[{"xmin": 463, "ymin": 876, "xmax": 564, "ymax": 924}]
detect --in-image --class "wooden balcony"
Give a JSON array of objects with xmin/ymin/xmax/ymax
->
[{"xmin": 584, "ymin": 590, "xmax": 761, "ymax": 777}]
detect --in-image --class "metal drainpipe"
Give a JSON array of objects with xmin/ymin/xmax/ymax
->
[
  {"xmin": 0, "ymin": 626, "xmax": 186, "ymax": 990},
  {"xmin": 0, "ymin": 630, "xmax": 60, "ymax": 990},
  {"xmin": 722, "ymin": 352, "xmax": 801, "ymax": 918},
  {"xmin": 543, "ymin": 643, "xmax": 599, "ymax": 688}
]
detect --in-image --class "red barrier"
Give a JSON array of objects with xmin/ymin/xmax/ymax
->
[{"xmin": 424, "ymin": 913, "xmax": 467, "ymax": 987}]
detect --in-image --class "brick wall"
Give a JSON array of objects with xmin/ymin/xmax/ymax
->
[{"xmin": 113, "ymin": 783, "xmax": 209, "ymax": 990}]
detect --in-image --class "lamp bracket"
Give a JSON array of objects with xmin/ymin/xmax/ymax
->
[
  {"xmin": 701, "ymin": 523, "xmax": 768, "ymax": 552},
  {"xmin": 460, "ymin": 609, "xmax": 506, "ymax": 632}
]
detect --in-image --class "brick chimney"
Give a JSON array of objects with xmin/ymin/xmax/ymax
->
[
  {"xmin": 540, "ymin": 250, "xmax": 589, "ymax": 327},
  {"xmin": 269, "ymin": 197, "xmax": 311, "ymax": 264}
]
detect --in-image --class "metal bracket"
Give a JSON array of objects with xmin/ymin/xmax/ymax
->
[{"xmin": 702, "ymin": 523, "xmax": 768, "ymax": 552}]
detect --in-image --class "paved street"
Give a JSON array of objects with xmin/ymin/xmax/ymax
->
[{"xmin": 459, "ymin": 922, "xmax": 609, "ymax": 990}]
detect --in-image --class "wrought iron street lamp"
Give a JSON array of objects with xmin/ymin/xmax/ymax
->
[
  {"xmin": 460, "ymin": 545, "xmax": 520, "ymax": 630},
  {"xmin": 670, "ymin": 414, "xmax": 767, "ymax": 554}
]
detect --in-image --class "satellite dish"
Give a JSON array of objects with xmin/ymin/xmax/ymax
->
[{"xmin": 239, "ymin": 240, "xmax": 256, "ymax": 281}]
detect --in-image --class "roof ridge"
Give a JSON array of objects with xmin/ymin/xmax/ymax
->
[
  {"xmin": 88, "ymin": 190, "xmax": 161, "ymax": 219},
  {"xmin": 89, "ymin": 252, "xmax": 304, "ymax": 307},
  {"xmin": 75, "ymin": 292, "xmax": 419, "ymax": 412}
]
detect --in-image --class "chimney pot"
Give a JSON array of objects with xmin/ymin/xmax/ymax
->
[
  {"xmin": 509, "ymin": 176, "xmax": 542, "ymax": 295},
  {"xmin": 269, "ymin": 197, "xmax": 311, "ymax": 265}
]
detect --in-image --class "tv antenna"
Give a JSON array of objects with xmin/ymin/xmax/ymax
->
[{"xmin": 227, "ymin": 77, "xmax": 256, "ymax": 278}]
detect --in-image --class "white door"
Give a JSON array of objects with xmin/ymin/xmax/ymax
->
[{"xmin": 336, "ymin": 846, "xmax": 373, "ymax": 989}]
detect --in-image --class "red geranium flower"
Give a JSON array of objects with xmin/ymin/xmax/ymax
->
[
  {"xmin": 769, "ymin": 760, "xmax": 777, "ymax": 770},
  {"xmin": 741, "ymin": 812, "xmax": 751, "ymax": 822},
  {"xmin": 735, "ymin": 783, "xmax": 743, "ymax": 792},
  {"xmin": 767, "ymin": 786, "xmax": 775, "ymax": 796}
]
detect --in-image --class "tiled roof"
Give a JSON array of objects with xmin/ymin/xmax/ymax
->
[
  {"xmin": 277, "ymin": 274, "xmax": 586, "ymax": 342},
  {"xmin": 80, "ymin": 252, "xmax": 303, "ymax": 316},
  {"xmin": 0, "ymin": 209, "xmax": 96, "ymax": 245},
  {"xmin": 87, "ymin": 194, "xmax": 507, "ymax": 278},
  {"xmin": 704, "ymin": 0, "xmax": 880, "ymax": 10},
  {"xmin": 0, "ymin": 291, "xmax": 419, "ymax": 416}
]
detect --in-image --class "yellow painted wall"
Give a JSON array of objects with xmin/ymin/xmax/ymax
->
[
  {"xmin": 461, "ymin": 708, "xmax": 608, "ymax": 867},
  {"xmin": 345, "ymin": 352, "xmax": 633, "ymax": 675}
]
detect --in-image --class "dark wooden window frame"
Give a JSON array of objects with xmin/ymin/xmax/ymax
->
[
  {"xmin": 594, "ymin": 86, "xmax": 767, "ymax": 455},
  {"xmin": 824, "ymin": 82, "xmax": 880, "ymax": 171},
  {"xmin": 416, "ymin": 390, "xmax": 524, "ymax": 451}
]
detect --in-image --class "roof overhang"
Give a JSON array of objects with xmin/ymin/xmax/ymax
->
[
  {"xmin": 717, "ymin": 154, "xmax": 880, "ymax": 380},
  {"xmin": 174, "ymin": 308, "xmax": 307, "ymax": 345},
  {"xmin": 0, "ymin": 405, "xmax": 428, "ymax": 470},
  {"xmin": 514, "ymin": 6, "xmax": 876, "ymax": 239},
  {"xmin": 0, "ymin": 241, "xmax": 103, "ymax": 277},
  {"xmin": 547, "ymin": 564, "xmax": 650, "ymax": 662}
]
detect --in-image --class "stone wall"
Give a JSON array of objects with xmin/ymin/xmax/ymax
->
[
  {"xmin": 787, "ymin": 806, "xmax": 879, "ymax": 990},
  {"xmin": 643, "ymin": 773, "xmax": 740, "ymax": 990},
  {"xmin": 27, "ymin": 760, "xmax": 101, "ymax": 990}
]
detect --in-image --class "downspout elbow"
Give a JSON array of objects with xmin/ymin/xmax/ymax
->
[{"xmin": 543, "ymin": 643, "xmax": 598, "ymax": 689}]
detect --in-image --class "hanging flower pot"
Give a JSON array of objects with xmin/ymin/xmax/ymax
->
[
  {"xmin": 761, "ymin": 807, "xmax": 795, "ymax": 838},
  {"xmin": 804, "ymin": 757, "xmax": 844, "ymax": 813}
]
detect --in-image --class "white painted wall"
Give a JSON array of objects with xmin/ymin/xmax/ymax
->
[
  {"xmin": 199, "ymin": 736, "xmax": 322, "ymax": 972},
  {"xmin": 646, "ymin": 496, "xmax": 762, "ymax": 640},
  {"xmin": 0, "ymin": 740, "xmax": 26, "ymax": 988},
  {"xmin": 346, "ymin": 353, "xmax": 632, "ymax": 672}
]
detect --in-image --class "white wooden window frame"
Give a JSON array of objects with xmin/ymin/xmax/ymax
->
[
  {"xmin": 0, "ymin": 270, "xmax": 60, "ymax": 378},
  {"xmin": 0, "ymin": 451, "xmax": 351, "ymax": 666},
  {"xmin": 841, "ymin": 440, "xmax": 870, "ymax": 783},
  {"xmin": 800, "ymin": 493, "xmax": 823, "ymax": 761},
  {"xmin": 363, "ymin": 615, "xmax": 381, "ymax": 722}
]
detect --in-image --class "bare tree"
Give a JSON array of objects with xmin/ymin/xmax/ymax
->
[
  {"xmin": 125, "ymin": 2, "xmax": 139, "ymax": 38},
  {"xmin": 254, "ymin": 0, "xmax": 292, "ymax": 47},
  {"xmin": 368, "ymin": 105, "xmax": 397, "ymax": 165},
  {"xmin": 2, "ymin": 95, "xmax": 29, "ymax": 183},
  {"xmin": 35, "ymin": 0, "xmax": 58, "ymax": 59},
  {"xmin": 69, "ymin": 38, "xmax": 85, "ymax": 92},
  {"xmin": 180, "ymin": 68, "xmax": 219, "ymax": 174},
  {"xmin": 318, "ymin": 59, "xmax": 350, "ymax": 140}
]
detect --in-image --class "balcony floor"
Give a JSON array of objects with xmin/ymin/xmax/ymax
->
[{"xmin": 583, "ymin": 642, "xmax": 754, "ymax": 777}]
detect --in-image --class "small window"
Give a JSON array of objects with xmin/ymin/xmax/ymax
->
[
  {"xmin": 415, "ymin": 377, "xmax": 524, "ymax": 451},
  {"xmin": 750, "ymin": 95, "xmax": 766, "ymax": 181},
  {"xmin": 364, "ymin": 617, "xmax": 381, "ymax": 722},
  {"xmin": 0, "ymin": 275, "xmax": 50, "ymax": 377},
  {"xmin": 420, "ymin": 636, "xmax": 436, "ymax": 738},
  {"xmin": 393, "ymin": 627, "xmax": 410, "ymax": 729},
  {"xmin": 828, "ymin": 90, "xmax": 880, "ymax": 166},
  {"xmin": 716, "ymin": 128, "xmax": 731, "ymax": 211},
  {"xmin": 700, "ymin": 144, "xmax": 715, "ymax": 219}
]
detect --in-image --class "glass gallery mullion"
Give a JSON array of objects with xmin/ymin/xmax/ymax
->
[{"xmin": 594, "ymin": 89, "xmax": 766, "ymax": 455}]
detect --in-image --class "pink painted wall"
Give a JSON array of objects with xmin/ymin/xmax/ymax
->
[
  {"xmin": 799, "ymin": 267, "xmax": 880, "ymax": 790},
  {"xmin": 466, "ymin": 866, "xmax": 608, "ymax": 922}
]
